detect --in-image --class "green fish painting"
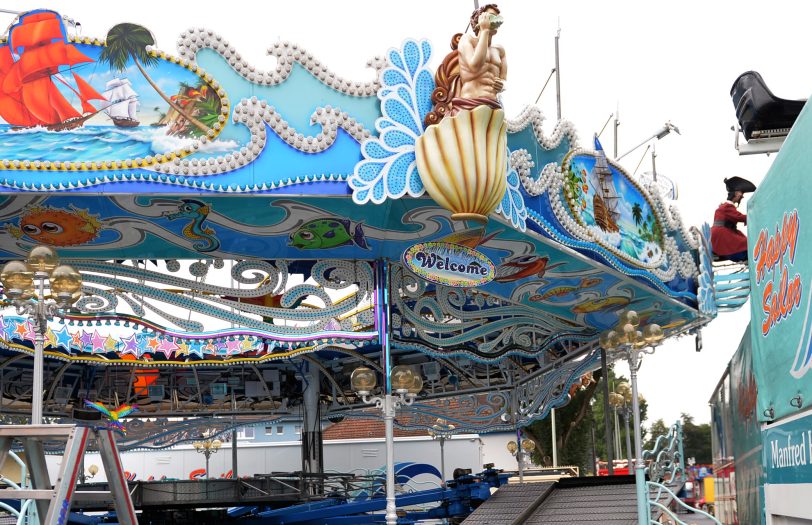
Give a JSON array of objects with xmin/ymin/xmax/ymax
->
[{"xmin": 289, "ymin": 218, "xmax": 370, "ymax": 250}]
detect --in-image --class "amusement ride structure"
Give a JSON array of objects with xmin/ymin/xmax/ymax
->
[{"xmin": 0, "ymin": 5, "xmax": 722, "ymax": 524}]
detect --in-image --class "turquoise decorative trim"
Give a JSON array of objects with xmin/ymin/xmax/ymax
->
[
  {"xmin": 349, "ymin": 39, "xmax": 434, "ymax": 204},
  {"xmin": 496, "ymin": 152, "xmax": 528, "ymax": 231},
  {"xmin": 526, "ymin": 207, "xmax": 698, "ymax": 302}
]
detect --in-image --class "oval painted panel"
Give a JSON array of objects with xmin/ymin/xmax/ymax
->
[
  {"xmin": 562, "ymin": 147, "xmax": 666, "ymax": 268},
  {"xmin": 403, "ymin": 241, "xmax": 495, "ymax": 287},
  {"xmin": 0, "ymin": 10, "xmax": 231, "ymax": 169}
]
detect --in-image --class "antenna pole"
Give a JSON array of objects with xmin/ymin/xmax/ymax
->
[
  {"xmin": 555, "ymin": 21, "xmax": 562, "ymax": 119},
  {"xmin": 613, "ymin": 103, "xmax": 620, "ymax": 158}
]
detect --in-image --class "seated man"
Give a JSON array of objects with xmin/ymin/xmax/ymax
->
[{"xmin": 711, "ymin": 176, "xmax": 756, "ymax": 262}]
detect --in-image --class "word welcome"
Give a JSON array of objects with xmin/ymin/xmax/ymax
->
[
  {"xmin": 770, "ymin": 431, "xmax": 811, "ymax": 470},
  {"xmin": 754, "ymin": 210, "xmax": 803, "ymax": 336},
  {"xmin": 403, "ymin": 242, "xmax": 495, "ymax": 288},
  {"xmin": 414, "ymin": 252, "xmax": 489, "ymax": 276}
]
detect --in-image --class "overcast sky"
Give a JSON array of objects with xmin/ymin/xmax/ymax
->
[{"xmin": 5, "ymin": 0, "xmax": 804, "ymax": 424}]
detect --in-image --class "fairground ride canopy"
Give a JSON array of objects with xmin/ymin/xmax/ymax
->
[{"xmin": 0, "ymin": 8, "xmax": 715, "ymax": 449}]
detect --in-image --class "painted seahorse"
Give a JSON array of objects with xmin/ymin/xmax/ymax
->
[{"xmin": 163, "ymin": 199, "xmax": 220, "ymax": 252}]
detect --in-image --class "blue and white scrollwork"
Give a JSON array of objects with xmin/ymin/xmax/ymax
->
[
  {"xmin": 497, "ymin": 151, "xmax": 530, "ymax": 231},
  {"xmin": 349, "ymin": 39, "xmax": 434, "ymax": 204},
  {"xmin": 697, "ymin": 223, "xmax": 717, "ymax": 317}
]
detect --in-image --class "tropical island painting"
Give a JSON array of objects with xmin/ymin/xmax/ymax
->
[
  {"xmin": 563, "ymin": 137, "xmax": 664, "ymax": 266},
  {"xmin": 0, "ymin": 10, "xmax": 234, "ymax": 162}
]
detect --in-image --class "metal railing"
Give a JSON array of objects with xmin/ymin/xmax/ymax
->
[
  {"xmin": 640, "ymin": 421, "xmax": 721, "ymax": 525},
  {"xmin": 0, "ymin": 450, "xmax": 38, "ymax": 525}
]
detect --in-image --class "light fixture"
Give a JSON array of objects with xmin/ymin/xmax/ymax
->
[
  {"xmin": 26, "ymin": 246, "xmax": 58, "ymax": 276},
  {"xmin": 350, "ymin": 366, "xmax": 377, "ymax": 394},
  {"xmin": 390, "ymin": 365, "xmax": 415, "ymax": 393}
]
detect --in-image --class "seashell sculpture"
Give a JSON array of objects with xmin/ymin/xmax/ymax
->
[{"xmin": 415, "ymin": 105, "xmax": 508, "ymax": 224}]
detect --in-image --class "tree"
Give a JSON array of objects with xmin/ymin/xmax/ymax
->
[
  {"xmin": 99, "ymin": 23, "xmax": 211, "ymax": 134},
  {"xmin": 523, "ymin": 366, "xmax": 648, "ymax": 474},
  {"xmin": 681, "ymin": 413, "xmax": 712, "ymax": 465},
  {"xmin": 644, "ymin": 418, "xmax": 669, "ymax": 451},
  {"xmin": 631, "ymin": 203, "xmax": 643, "ymax": 226}
]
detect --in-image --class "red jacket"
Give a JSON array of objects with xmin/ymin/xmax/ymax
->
[{"xmin": 711, "ymin": 202, "xmax": 747, "ymax": 256}]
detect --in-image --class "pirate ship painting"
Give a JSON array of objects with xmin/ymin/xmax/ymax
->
[
  {"xmin": 563, "ymin": 137, "xmax": 665, "ymax": 265},
  {"xmin": 0, "ymin": 10, "xmax": 232, "ymax": 162},
  {"xmin": 102, "ymin": 78, "xmax": 139, "ymax": 127},
  {"xmin": 0, "ymin": 10, "xmax": 107, "ymax": 131}
]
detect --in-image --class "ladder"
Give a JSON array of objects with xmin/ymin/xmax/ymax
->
[{"xmin": 0, "ymin": 424, "xmax": 137, "ymax": 525}]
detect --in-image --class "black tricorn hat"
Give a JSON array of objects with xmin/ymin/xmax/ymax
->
[{"xmin": 724, "ymin": 176, "xmax": 757, "ymax": 193}]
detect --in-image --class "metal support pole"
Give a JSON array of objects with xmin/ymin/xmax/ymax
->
[
  {"xmin": 32, "ymin": 328, "xmax": 44, "ymax": 425},
  {"xmin": 624, "ymin": 411, "xmax": 633, "ymax": 470},
  {"xmin": 231, "ymin": 429, "xmax": 238, "ymax": 480},
  {"xmin": 384, "ymin": 394, "xmax": 397, "ymax": 525},
  {"xmin": 439, "ymin": 437, "xmax": 446, "ymax": 483},
  {"xmin": 551, "ymin": 408, "xmax": 558, "ymax": 467},
  {"xmin": 31, "ymin": 275, "xmax": 47, "ymax": 425},
  {"xmin": 302, "ymin": 365, "xmax": 323, "ymax": 495},
  {"xmin": 600, "ymin": 349, "xmax": 614, "ymax": 475},
  {"xmin": 205, "ymin": 452, "xmax": 210, "ymax": 479},
  {"xmin": 554, "ymin": 26, "xmax": 561, "ymax": 120},
  {"xmin": 629, "ymin": 353, "xmax": 648, "ymax": 525}
]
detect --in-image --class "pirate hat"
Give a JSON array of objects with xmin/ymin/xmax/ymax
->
[{"xmin": 724, "ymin": 176, "xmax": 756, "ymax": 193}]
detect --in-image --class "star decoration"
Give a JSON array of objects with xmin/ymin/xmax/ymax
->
[
  {"xmin": 175, "ymin": 340, "xmax": 190, "ymax": 357},
  {"xmin": 45, "ymin": 328, "xmax": 58, "ymax": 349},
  {"xmin": 13, "ymin": 321, "xmax": 32, "ymax": 341},
  {"xmin": 104, "ymin": 335, "xmax": 118, "ymax": 352},
  {"xmin": 224, "ymin": 339, "xmax": 243, "ymax": 356},
  {"xmin": 202, "ymin": 342, "xmax": 217, "ymax": 356},
  {"xmin": 90, "ymin": 331, "xmax": 107, "ymax": 353},
  {"xmin": 71, "ymin": 331, "xmax": 84, "ymax": 350},
  {"xmin": 157, "ymin": 338, "xmax": 179, "ymax": 359},
  {"xmin": 53, "ymin": 326, "xmax": 74, "ymax": 351},
  {"xmin": 120, "ymin": 334, "xmax": 139, "ymax": 356},
  {"xmin": 80, "ymin": 331, "xmax": 93, "ymax": 349},
  {"xmin": 145, "ymin": 337, "xmax": 160, "ymax": 353}
]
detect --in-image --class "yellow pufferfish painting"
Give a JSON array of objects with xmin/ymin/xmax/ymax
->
[{"xmin": 7, "ymin": 205, "xmax": 103, "ymax": 246}]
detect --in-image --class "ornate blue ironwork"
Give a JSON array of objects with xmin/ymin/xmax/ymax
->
[{"xmin": 641, "ymin": 421, "xmax": 722, "ymax": 525}]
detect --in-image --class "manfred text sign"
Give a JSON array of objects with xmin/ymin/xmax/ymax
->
[
  {"xmin": 763, "ymin": 413, "xmax": 812, "ymax": 484},
  {"xmin": 403, "ymin": 242, "xmax": 495, "ymax": 288}
]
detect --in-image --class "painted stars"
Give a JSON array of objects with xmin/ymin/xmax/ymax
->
[
  {"xmin": 53, "ymin": 326, "xmax": 74, "ymax": 351},
  {"xmin": 157, "ymin": 338, "xmax": 179, "ymax": 359},
  {"xmin": 224, "ymin": 339, "xmax": 242, "ymax": 356},
  {"xmin": 90, "ymin": 331, "xmax": 107, "ymax": 353},
  {"xmin": 13, "ymin": 321, "xmax": 33, "ymax": 342},
  {"xmin": 120, "ymin": 334, "xmax": 139, "ymax": 357}
]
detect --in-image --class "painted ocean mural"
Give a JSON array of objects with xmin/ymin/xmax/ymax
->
[
  {"xmin": 0, "ymin": 10, "xmax": 238, "ymax": 161},
  {"xmin": 564, "ymin": 139, "xmax": 664, "ymax": 265}
]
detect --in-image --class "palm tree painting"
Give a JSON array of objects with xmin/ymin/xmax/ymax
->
[
  {"xmin": 631, "ymin": 203, "xmax": 643, "ymax": 227},
  {"xmin": 98, "ymin": 23, "xmax": 211, "ymax": 134}
]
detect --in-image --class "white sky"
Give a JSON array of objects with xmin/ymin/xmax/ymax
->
[{"xmin": 4, "ymin": 0, "xmax": 804, "ymax": 424}]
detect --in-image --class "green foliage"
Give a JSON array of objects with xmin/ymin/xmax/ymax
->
[
  {"xmin": 524, "ymin": 365, "xmax": 649, "ymax": 474},
  {"xmin": 99, "ymin": 23, "xmax": 158, "ymax": 71},
  {"xmin": 681, "ymin": 413, "xmax": 712, "ymax": 465},
  {"xmin": 643, "ymin": 418, "xmax": 669, "ymax": 451},
  {"xmin": 631, "ymin": 203, "xmax": 643, "ymax": 226}
]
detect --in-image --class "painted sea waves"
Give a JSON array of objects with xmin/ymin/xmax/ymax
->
[{"xmin": 0, "ymin": 125, "xmax": 238, "ymax": 162}]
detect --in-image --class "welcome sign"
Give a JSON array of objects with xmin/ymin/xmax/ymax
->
[{"xmin": 403, "ymin": 242, "xmax": 495, "ymax": 287}]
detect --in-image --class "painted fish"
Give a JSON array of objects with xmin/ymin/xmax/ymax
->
[
  {"xmin": 7, "ymin": 205, "xmax": 102, "ymax": 246},
  {"xmin": 495, "ymin": 255, "xmax": 565, "ymax": 283},
  {"xmin": 529, "ymin": 277, "xmax": 603, "ymax": 302},
  {"xmin": 437, "ymin": 227, "xmax": 501, "ymax": 249},
  {"xmin": 571, "ymin": 296, "xmax": 631, "ymax": 314},
  {"xmin": 290, "ymin": 218, "xmax": 370, "ymax": 250}
]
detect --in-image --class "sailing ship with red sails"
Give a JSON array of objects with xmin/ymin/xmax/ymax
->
[{"xmin": 0, "ymin": 10, "xmax": 107, "ymax": 131}]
